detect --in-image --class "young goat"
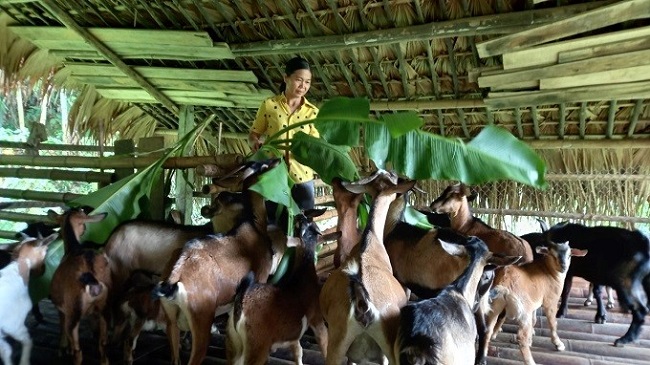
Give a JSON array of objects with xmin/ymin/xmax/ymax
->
[
  {"xmin": 544, "ymin": 222, "xmax": 650, "ymax": 346},
  {"xmin": 0, "ymin": 233, "xmax": 57, "ymax": 365},
  {"xmin": 482, "ymin": 241, "xmax": 587, "ymax": 365},
  {"xmin": 320, "ymin": 170, "xmax": 415, "ymax": 364},
  {"xmin": 48, "ymin": 207, "xmax": 112, "ymax": 365},
  {"xmin": 394, "ymin": 237, "xmax": 519, "ymax": 365},
  {"xmin": 226, "ymin": 210, "xmax": 339, "ymax": 365},
  {"xmin": 430, "ymin": 183, "xmax": 533, "ymax": 263},
  {"xmin": 153, "ymin": 159, "xmax": 283, "ymax": 365}
]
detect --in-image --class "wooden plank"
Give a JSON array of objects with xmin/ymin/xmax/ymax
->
[
  {"xmin": 540, "ymin": 64, "xmax": 650, "ymax": 89},
  {"xmin": 95, "ymin": 88, "xmax": 229, "ymax": 99},
  {"xmin": 486, "ymin": 81, "xmax": 650, "ymax": 108},
  {"xmin": 68, "ymin": 74, "xmax": 264, "ymax": 95},
  {"xmin": 557, "ymin": 36, "xmax": 650, "ymax": 64},
  {"xmin": 477, "ymin": 0, "xmax": 650, "ymax": 58},
  {"xmin": 31, "ymin": 39, "xmax": 233, "ymax": 60},
  {"xmin": 38, "ymin": 0, "xmax": 179, "ymax": 116},
  {"xmin": 480, "ymin": 49, "xmax": 650, "ymax": 88},
  {"xmin": 491, "ymin": 80, "xmax": 538, "ymax": 91},
  {"xmin": 502, "ymin": 26, "xmax": 650, "ymax": 70},
  {"xmin": 9, "ymin": 26, "xmax": 214, "ymax": 47},
  {"xmin": 64, "ymin": 63, "xmax": 258, "ymax": 83}
]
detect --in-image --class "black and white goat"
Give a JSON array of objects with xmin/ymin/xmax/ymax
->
[{"xmin": 394, "ymin": 237, "xmax": 519, "ymax": 365}]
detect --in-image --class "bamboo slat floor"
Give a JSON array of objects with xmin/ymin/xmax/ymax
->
[{"xmin": 8, "ymin": 278, "xmax": 650, "ymax": 364}]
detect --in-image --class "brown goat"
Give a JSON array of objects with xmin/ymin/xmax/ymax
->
[
  {"xmin": 0, "ymin": 233, "xmax": 57, "ymax": 365},
  {"xmin": 153, "ymin": 159, "xmax": 284, "ymax": 365},
  {"xmin": 482, "ymin": 241, "xmax": 587, "ymax": 365},
  {"xmin": 226, "ymin": 210, "xmax": 340, "ymax": 365},
  {"xmin": 48, "ymin": 207, "xmax": 111, "ymax": 365},
  {"xmin": 114, "ymin": 190, "xmax": 249, "ymax": 364},
  {"xmin": 320, "ymin": 170, "xmax": 415, "ymax": 365},
  {"xmin": 430, "ymin": 183, "xmax": 533, "ymax": 263}
]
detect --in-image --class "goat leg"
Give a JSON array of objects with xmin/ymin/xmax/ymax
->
[
  {"xmin": 556, "ymin": 275, "xmax": 573, "ymax": 318},
  {"xmin": 474, "ymin": 309, "xmax": 488, "ymax": 365},
  {"xmin": 592, "ymin": 285, "xmax": 607, "ymax": 324},
  {"xmin": 614, "ymin": 307, "xmax": 647, "ymax": 346}
]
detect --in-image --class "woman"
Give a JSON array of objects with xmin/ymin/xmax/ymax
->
[{"xmin": 249, "ymin": 56, "xmax": 320, "ymax": 220}]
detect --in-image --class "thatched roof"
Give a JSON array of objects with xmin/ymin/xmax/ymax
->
[{"xmin": 1, "ymin": 0, "xmax": 649, "ymax": 227}]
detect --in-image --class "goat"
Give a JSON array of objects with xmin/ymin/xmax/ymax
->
[
  {"xmin": 153, "ymin": 159, "xmax": 284, "ymax": 365},
  {"xmin": 521, "ymin": 219, "xmax": 617, "ymax": 311},
  {"xmin": 385, "ymin": 193, "xmax": 502, "ymax": 365},
  {"xmin": 48, "ymin": 207, "xmax": 112, "ymax": 365},
  {"xmin": 331, "ymin": 177, "xmax": 365, "ymax": 268},
  {"xmin": 482, "ymin": 241, "xmax": 587, "ymax": 365},
  {"xmin": 226, "ymin": 209, "xmax": 339, "ymax": 365},
  {"xmin": 394, "ymin": 237, "xmax": 519, "ymax": 365},
  {"xmin": 114, "ymin": 190, "xmax": 248, "ymax": 364},
  {"xmin": 544, "ymin": 222, "xmax": 650, "ymax": 346},
  {"xmin": 103, "ymin": 172, "xmax": 244, "ymax": 308},
  {"xmin": 320, "ymin": 170, "xmax": 415, "ymax": 364},
  {"xmin": 0, "ymin": 233, "xmax": 57, "ymax": 365},
  {"xmin": 430, "ymin": 183, "xmax": 533, "ymax": 263}
]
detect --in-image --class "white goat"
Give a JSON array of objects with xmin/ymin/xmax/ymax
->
[{"xmin": 0, "ymin": 233, "xmax": 58, "ymax": 365}]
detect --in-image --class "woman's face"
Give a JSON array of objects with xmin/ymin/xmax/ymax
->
[{"xmin": 284, "ymin": 69, "xmax": 312, "ymax": 99}]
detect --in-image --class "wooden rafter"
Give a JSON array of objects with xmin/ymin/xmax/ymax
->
[
  {"xmin": 514, "ymin": 107, "xmax": 523, "ymax": 138},
  {"xmin": 38, "ymin": 0, "xmax": 179, "ymax": 116},
  {"xmin": 579, "ymin": 102, "xmax": 587, "ymax": 138},
  {"xmin": 395, "ymin": 43, "xmax": 411, "ymax": 99},
  {"xmin": 531, "ymin": 105, "xmax": 539, "ymax": 139},
  {"xmin": 558, "ymin": 103, "xmax": 566, "ymax": 139},
  {"xmin": 628, "ymin": 99, "xmax": 644, "ymax": 137},
  {"xmin": 333, "ymin": 52, "xmax": 359, "ymax": 97},
  {"xmin": 437, "ymin": 109, "xmax": 445, "ymax": 135},
  {"xmin": 607, "ymin": 100, "xmax": 618, "ymax": 139},
  {"xmin": 229, "ymin": 1, "xmax": 605, "ymax": 56},
  {"xmin": 369, "ymin": 47, "xmax": 391, "ymax": 99}
]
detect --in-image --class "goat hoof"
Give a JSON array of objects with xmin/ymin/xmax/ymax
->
[
  {"xmin": 595, "ymin": 316, "xmax": 607, "ymax": 324},
  {"xmin": 555, "ymin": 342, "xmax": 565, "ymax": 351},
  {"xmin": 584, "ymin": 299, "xmax": 592, "ymax": 306},
  {"xmin": 607, "ymin": 303, "xmax": 615, "ymax": 309}
]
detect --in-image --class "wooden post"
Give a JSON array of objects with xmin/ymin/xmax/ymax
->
[
  {"xmin": 138, "ymin": 136, "xmax": 165, "ymax": 221},
  {"xmin": 176, "ymin": 105, "xmax": 195, "ymax": 225},
  {"xmin": 113, "ymin": 139, "xmax": 135, "ymax": 182}
]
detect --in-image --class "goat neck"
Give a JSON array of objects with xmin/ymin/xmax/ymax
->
[
  {"xmin": 449, "ymin": 239, "xmax": 490, "ymax": 303},
  {"xmin": 384, "ymin": 193, "xmax": 407, "ymax": 238},
  {"xmin": 14, "ymin": 234, "xmax": 58, "ymax": 285},
  {"xmin": 332, "ymin": 178, "xmax": 364, "ymax": 268}
]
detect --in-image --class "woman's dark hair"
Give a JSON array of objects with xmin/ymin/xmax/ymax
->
[{"xmin": 279, "ymin": 56, "xmax": 311, "ymax": 93}]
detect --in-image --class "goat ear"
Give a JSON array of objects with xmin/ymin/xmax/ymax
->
[
  {"xmin": 85, "ymin": 212, "xmax": 108, "ymax": 223},
  {"xmin": 47, "ymin": 209, "xmax": 63, "ymax": 224},
  {"xmin": 439, "ymin": 239, "xmax": 466, "ymax": 257},
  {"xmin": 319, "ymin": 231, "xmax": 342, "ymax": 243},
  {"xmin": 304, "ymin": 208, "xmax": 327, "ymax": 219},
  {"xmin": 535, "ymin": 246, "xmax": 550, "ymax": 255},
  {"xmin": 286, "ymin": 236, "xmax": 301, "ymax": 248},
  {"xmin": 488, "ymin": 254, "xmax": 522, "ymax": 268},
  {"xmin": 459, "ymin": 183, "xmax": 472, "ymax": 197},
  {"xmin": 389, "ymin": 179, "xmax": 417, "ymax": 195},
  {"xmin": 571, "ymin": 248, "xmax": 588, "ymax": 257},
  {"xmin": 536, "ymin": 218, "xmax": 549, "ymax": 232},
  {"xmin": 40, "ymin": 233, "xmax": 59, "ymax": 247}
]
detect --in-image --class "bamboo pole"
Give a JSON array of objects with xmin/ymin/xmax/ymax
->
[
  {"xmin": 0, "ymin": 153, "xmax": 245, "ymax": 169},
  {"xmin": 0, "ymin": 211, "xmax": 55, "ymax": 224},
  {"xmin": 0, "ymin": 231, "xmax": 18, "ymax": 241},
  {"xmin": 0, "ymin": 141, "xmax": 114, "ymax": 153},
  {"xmin": 472, "ymin": 208, "xmax": 650, "ymax": 224},
  {"xmin": 0, "ymin": 167, "xmax": 113, "ymax": 183},
  {"xmin": 0, "ymin": 189, "xmax": 82, "ymax": 203}
]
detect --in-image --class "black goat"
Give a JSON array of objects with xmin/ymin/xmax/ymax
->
[{"xmin": 544, "ymin": 222, "xmax": 650, "ymax": 346}]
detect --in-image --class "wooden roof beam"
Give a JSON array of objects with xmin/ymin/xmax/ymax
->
[
  {"xmin": 230, "ymin": 1, "xmax": 607, "ymax": 56},
  {"xmin": 628, "ymin": 99, "xmax": 644, "ymax": 137},
  {"xmin": 38, "ymin": 0, "xmax": 179, "ymax": 116},
  {"xmin": 477, "ymin": 0, "xmax": 650, "ymax": 57}
]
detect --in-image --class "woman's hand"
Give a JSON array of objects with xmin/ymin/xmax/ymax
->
[{"xmin": 248, "ymin": 132, "xmax": 263, "ymax": 152}]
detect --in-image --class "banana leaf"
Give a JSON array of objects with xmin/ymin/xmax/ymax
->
[
  {"xmin": 248, "ymin": 159, "xmax": 299, "ymax": 217},
  {"xmin": 29, "ymin": 117, "xmax": 213, "ymax": 304},
  {"xmin": 290, "ymin": 132, "xmax": 359, "ymax": 184}
]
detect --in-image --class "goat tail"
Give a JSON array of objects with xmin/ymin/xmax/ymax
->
[
  {"xmin": 348, "ymin": 275, "xmax": 374, "ymax": 328},
  {"xmin": 79, "ymin": 272, "xmax": 104, "ymax": 297},
  {"xmin": 152, "ymin": 281, "xmax": 178, "ymax": 300},
  {"xmin": 233, "ymin": 272, "xmax": 255, "ymax": 324}
]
